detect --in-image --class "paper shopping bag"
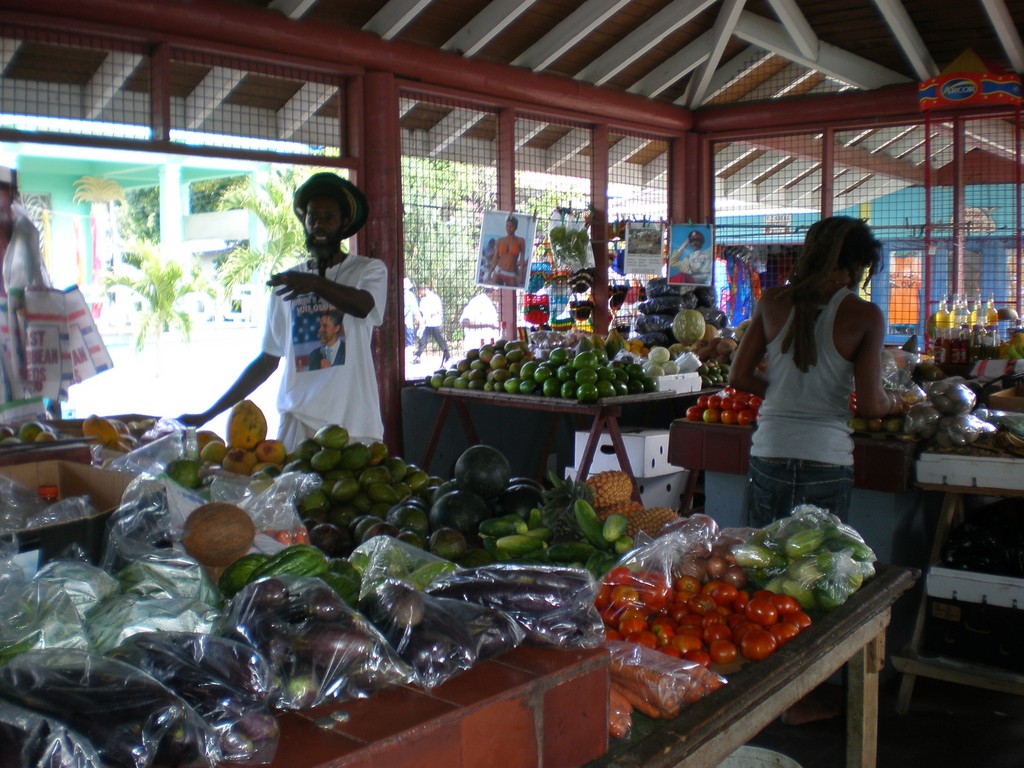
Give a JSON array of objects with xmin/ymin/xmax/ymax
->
[
  {"xmin": 63, "ymin": 285, "xmax": 113, "ymax": 385},
  {"xmin": 22, "ymin": 285, "xmax": 71, "ymax": 401}
]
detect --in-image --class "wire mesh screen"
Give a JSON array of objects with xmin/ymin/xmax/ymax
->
[
  {"xmin": 607, "ymin": 131, "xmax": 669, "ymax": 334},
  {"xmin": 713, "ymin": 134, "xmax": 823, "ymax": 325},
  {"xmin": 0, "ymin": 28, "xmax": 151, "ymax": 140},
  {"xmin": 515, "ymin": 117, "xmax": 593, "ymax": 334},
  {"xmin": 833, "ymin": 122, "xmax": 929, "ymax": 345},
  {"xmin": 169, "ymin": 50, "xmax": 343, "ymax": 157},
  {"xmin": 399, "ymin": 94, "xmax": 498, "ymax": 372}
]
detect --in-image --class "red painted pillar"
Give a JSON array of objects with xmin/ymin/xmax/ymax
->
[
  {"xmin": 361, "ymin": 70, "xmax": 404, "ymax": 453},
  {"xmin": 591, "ymin": 124, "xmax": 609, "ymax": 335}
]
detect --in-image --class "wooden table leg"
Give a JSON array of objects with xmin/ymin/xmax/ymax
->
[
  {"xmin": 420, "ymin": 396, "xmax": 452, "ymax": 474},
  {"xmin": 601, "ymin": 409, "xmax": 642, "ymax": 503},
  {"xmin": 847, "ymin": 630, "xmax": 885, "ymax": 768}
]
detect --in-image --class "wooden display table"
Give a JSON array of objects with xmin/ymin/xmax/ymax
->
[
  {"xmin": 891, "ymin": 481, "xmax": 1024, "ymax": 713},
  {"xmin": 591, "ymin": 564, "xmax": 919, "ymax": 768},
  {"xmin": 418, "ymin": 388, "xmax": 698, "ymax": 501}
]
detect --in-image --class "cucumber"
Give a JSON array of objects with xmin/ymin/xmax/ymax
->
[
  {"xmin": 547, "ymin": 541, "xmax": 598, "ymax": 564},
  {"xmin": 523, "ymin": 525, "xmax": 554, "ymax": 542},
  {"xmin": 218, "ymin": 552, "xmax": 270, "ymax": 597},
  {"xmin": 601, "ymin": 513, "xmax": 628, "ymax": 543},
  {"xmin": 573, "ymin": 499, "xmax": 609, "ymax": 550},
  {"xmin": 479, "ymin": 514, "xmax": 529, "ymax": 538},
  {"xmin": 495, "ymin": 534, "xmax": 547, "ymax": 557},
  {"xmin": 249, "ymin": 544, "xmax": 329, "ymax": 581}
]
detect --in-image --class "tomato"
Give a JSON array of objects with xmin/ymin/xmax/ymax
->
[
  {"xmin": 686, "ymin": 405, "xmax": 704, "ymax": 421},
  {"xmin": 637, "ymin": 573, "xmax": 672, "ymax": 611},
  {"xmin": 737, "ymin": 409, "xmax": 757, "ymax": 427},
  {"xmin": 595, "ymin": 583, "xmax": 612, "ymax": 610},
  {"xmin": 687, "ymin": 594, "xmax": 718, "ymax": 616},
  {"xmin": 718, "ymin": 397, "xmax": 735, "ymax": 412},
  {"xmin": 732, "ymin": 591, "xmax": 750, "ymax": 613},
  {"xmin": 674, "ymin": 575, "xmax": 701, "ymax": 594},
  {"xmin": 696, "ymin": 395, "xmax": 711, "ymax": 409},
  {"xmin": 670, "ymin": 633, "xmax": 703, "ymax": 653},
  {"xmin": 731, "ymin": 393, "xmax": 751, "ymax": 410},
  {"xmin": 605, "ymin": 628, "xmax": 623, "ymax": 642},
  {"xmin": 659, "ymin": 645, "xmax": 683, "ymax": 658},
  {"xmin": 682, "ymin": 649, "xmax": 712, "ymax": 668},
  {"xmin": 669, "ymin": 604, "xmax": 690, "ymax": 624},
  {"xmin": 700, "ymin": 611, "xmax": 725, "ymax": 628},
  {"xmin": 702, "ymin": 408, "xmax": 722, "ymax": 424},
  {"xmin": 708, "ymin": 394, "xmax": 725, "ymax": 409},
  {"xmin": 708, "ymin": 638, "xmax": 739, "ymax": 665},
  {"xmin": 769, "ymin": 594, "xmax": 801, "ymax": 616},
  {"xmin": 769, "ymin": 621, "xmax": 801, "ymax": 646},
  {"xmin": 789, "ymin": 610, "xmax": 813, "ymax": 630},
  {"xmin": 720, "ymin": 409, "xmax": 739, "ymax": 425},
  {"xmin": 730, "ymin": 619, "xmax": 757, "ymax": 642},
  {"xmin": 720, "ymin": 386, "xmax": 736, "ymax": 397},
  {"xmin": 626, "ymin": 630, "xmax": 659, "ymax": 649},
  {"xmin": 603, "ymin": 566, "xmax": 633, "ymax": 587},
  {"xmin": 618, "ymin": 617, "xmax": 647, "ymax": 636},
  {"xmin": 739, "ymin": 627, "xmax": 778, "ymax": 661},
  {"xmin": 609, "ymin": 585, "xmax": 641, "ymax": 609},
  {"xmin": 745, "ymin": 598, "xmax": 779, "ymax": 626},
  {"xmin": 703, "ymin": 623, "xmax": 733, "ymax": 643},
  {"xmin": 676, "ymin": 624, "xmax": 704, "ymax": 638},
  {"xmin": 649, "ymin": 615, "xmax": 676, "ymax": 634},
  {"xmin": 748, "ymin": 395, "xmax": 764, "ymax": 409}
]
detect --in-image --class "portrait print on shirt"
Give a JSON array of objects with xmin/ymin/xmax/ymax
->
[{"xmin": 292, "ymin": 294, "xmax": 346, "ymax": 373}]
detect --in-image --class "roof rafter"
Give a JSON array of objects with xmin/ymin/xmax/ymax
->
[
  {"xmin": 364, "ymin": 0, "xmax": 435, "ymax": 41},
  {"xmin": 980, "ymin": 0, "xmax": 1024, "ymax": 72},
  {"xmin": 575, "ymin": 0, "xmax": 717, "ymax": 86},
  {"xmin": 445, "ymin": 0, "xmax": 539, "ymax": 58},
  {"xmin": 765, "ymin": 0, "xmax": 818, "ymax": 60},
  {"xmin": 184, "ymin": 66, "xmax": 246, "ymax": 131},
  {"xmin": 734, "ymin": 11, "xmax": 910, "ymax": 89},
  {"xmin": 277, "ymin": 82, "xmax": 337, "ymax": 140},
  {"xmin": 268, "ymin": 0, "xmax": 317, "ymax": 20},
  {"xmin": 546, "ymin": 128, "xmax": 590, "ymax": 172},
  {"xmin": 872, "ymin": 0, "xmax": 937, "ymax": 80},
  {"xmin": 84, "ymin": 51, "xmax": 142, "ymax": 121},
  {"xmin": 686, "ymin": 0, "xmax": 747, "ymax": 107},
  {"xmin": 427, "ymin": 107, "xmax": 486, "ymax": 156},
  {"xmin": 512, "ymin": 0, "xmax": 631, "ymax": 71},
  {"xmin": 628, "ymin": 31, "xmax": 713, "ymax": 98}
]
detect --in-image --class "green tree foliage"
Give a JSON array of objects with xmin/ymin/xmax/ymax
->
[
  {"xmin": 105, "ymin": 239, "xmax": 215, "ymax": 354},
  {"xmin": 122, "ymin": 187, "xmax": 160, "ymax": 243}
]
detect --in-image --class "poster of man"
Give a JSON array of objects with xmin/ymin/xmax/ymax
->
[
  {"xmin": 477, "ymin": 210, "xmax": 537, "ymax": 289},
  {"xmin": 668, "ymin": 224, "xmax": 713, "ymax": 285}
]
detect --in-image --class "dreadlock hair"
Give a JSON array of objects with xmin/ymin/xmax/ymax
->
[{"xmin": 780, "ymin": 217, "xmax": 882, "ymax": 372}]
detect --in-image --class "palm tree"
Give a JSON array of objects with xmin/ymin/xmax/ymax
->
[
  {"xmin": 105, "ymin": 239, "xmax": 215, "ymax": 365},
  {"xmin": 215, "ymin": 166, "xmax": 312, "ymax": 292}
]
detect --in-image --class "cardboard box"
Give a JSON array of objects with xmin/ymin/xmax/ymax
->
[
  {"xmin": 655, "ymin": 372, "xmax": 701, "ymax": 394},
  {"xmin": 988, "ymin": 385, "xmax": 1024, "ymax": 412},
  {"xmin": 927, "ymin": 566, "xmax": 1024, "ymax": 609},
  {"xmin": 915, "ymin": 452, "xmax": 1024, "ymax": 490},
  {"xmin": 2, "ymin": 460, "xmax": 134, "ymax": 567},
  {"xmin": 566, "ymin": 467, "xmax": 689, "ymax": 510},
  {"xmin": 574, "ymin": 427, "xmax": 672, "ymax": 477}
]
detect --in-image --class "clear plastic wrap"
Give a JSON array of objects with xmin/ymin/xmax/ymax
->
[
  {"xmin": 216, "ymin": 575, "xmax": 414, "ymax": 709},
  {"xmin": 932, "ymin": 413, "xmax": 997, "ymax": 448},
  {"xmin": 31, "ymin": 558, "xmax": 119, "ymax": 617},
  {"xmin": 104, "ymin": 428, "xmax": 186, "ymax": 477},
  {"xmin": 0, "ymin": 648, "xmax": 220, "ymax": 768},
  {"xmin": 729, "ymin": 505, "xmax": 876, "ymax": 612},
  {"xmin": 606, "ymin": 640, "xmax": 725, "ymax": 735},
  {"xmin": 0, "ymin": 579, "xmax": 89, "ymax": 663},
  {"xmin": 84, "ymin": 595, "xmax": 220, "ymax": 655},
  {"xmin": 0, "ymin": 699, "xmax": 103, "ymax": 768},
  {"xmin": 924, "ymin": 377, "xmax": 977, "ymax": 415},
  {"xmin": 116, "ymin": 551, "xmax": 220, "ymax": 605},
  {"xmin": 904, "ymin": 401, "xmax": 942, "ymax": 440},
  {"xmin": 360, "ymin": 578, "xmax": 523, "ymax": 689},
  {"xmin": 101, "ymin": 480, "xmax": 178, "ymax": 573},
  {"xmin": 351, "ymin": 536, "xmax": 460, "ymax": 600},
  {"xmin": 109, "ymin": 631, "xmax": 280, "ymax": 765},
  {"xmin": 424, "ymin": 563, "xmax": 604, "ymax": 648},
  {"xmin": 240, "ymin": 472, "xmax": 317, "ymax": 551},
  {"xmin": 0, "ymin": 531, "xmax": 27, "ymax": 597}
]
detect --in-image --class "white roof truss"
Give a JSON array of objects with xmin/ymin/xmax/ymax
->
[
  {"xmin": 512, "ymin": 0, "xmax": 631, "ymax": 71},
  {"xmin": 185, "ymin": 67, "xmax": 246, "ymax": 131},
  {"xmin": 629, "ymin": 31, "xmax": 714, "ymax": 98},
  {"xmin": 766, "ymin": 0, "xmax": 818, "ymax": 60},
  {"xmin": 575, "ymin": 0, "xmax": 718, "ymax": 86},
  {"xmin": 980, "ymin": 0, "xmax": 1024, "ymax": 72},
  {"xmin": 276, "ymin": 82, "xmax": 337, "ymax": 140},
  {"xmin": 546, "ymin": 128, "xmax": 590, "ymax": 172},
  {"xmin": 84, "ymin": 51, "xmax": 142, "ymax": 121},
  {"xmin": 428, "ymin": 107, "xmax": 486, "ymax": 156},
  {"xmin": 268, "ymin": 0, "xmax": 318, "ymax": 20},
  {"xmin": 871, "ymin": 0, "xmax": 938, "ymax": 80},
  {"xmin": 445, "ymin": 0, "xmax": 540, "ymax": 59},
  {"xmin": 364, "ymin": 0, "xmax": 435, "ymax": 40},
  {"xmin": 687, "ymin": 0, "xmax": 749, "ymax": 108}
]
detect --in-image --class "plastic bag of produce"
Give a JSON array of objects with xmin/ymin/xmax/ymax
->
[
  {"xmin": 924, "ymin": 377, "xmax": 977, "ymax": 415},
  {"xmin": 351, "ymin": 535, "xmax": 459, "ymax": 600},
  {"xmin": 425, "ymin": 563, "xmax": 604, "ymax": 648},
  {"xmin": 0, "ymin": 532, "xmax": 27, "ymax": 598},
  {"xmin": 636, "ymin": 295, "xmax": 693, "ymax": 316},
  {"xmin": 634, "ymin": 312, "xmax": 676, "ymax": 335},
  {"xmin": 903, "ymin": 401, "xmax": 942, "ymax": 440},
  {"xmin": 32, "ymin": 558, "xmax": 119, "ymax": 617},
  {"xmin": 0, "ymin": 699, "xmax": 104, "ymax": 768},
  {"xmin": 239, "ymin": 472, "xmax": 318, "ymax": 552},
  {"xmin": 730, "ymin": 505, "xmax": 876, "ymax": 612},
  {"xmin": 101, "ymin": 481, "xmax": 177, "ymax": 573},
  {"xmin": 0, "ymin": 579, "xmax": 89, "ymax": 664},
  {"xmin": 644, "ymin": 277, "xmax": 686, "ymax": 298},
  {"xmin": 932, "ymin": 412, "xmax": 997, "ymax": 448},
  {"xmin": 606, "ymin": 641, "xmax": 725, "ymax": 728},
  {"xmin": 360, "ymin": 579, "xmax": 523, "ymax": 689},
  {"xmin": 216, "ymin": 575, "xmax": 414, "ymax": 709},
  {"xmin": 117, "ymin": 551, "xmax": 220, "ymax": 605},
  {"xmin": 0, "ymin": 648, "xmax": 220, "ymax": 768},
  {"xmin": 110, "ymin": 632, "xmax": 280, "ymax": 765},
  {"xmin": 85, "ymin": 594, "xmax": 220, "ymax": 655}
]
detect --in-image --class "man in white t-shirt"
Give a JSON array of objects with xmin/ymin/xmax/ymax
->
[
  {"xmin": 413, "ymin": 285, "xmax": 449, "ymax": 364},
  {"xmin": 178, "ymin": 173, "xmax": 386, "ymax": 448},
  {"xmin": 459, "ymin": 289, "xmax": 502, "ymax": 348}
]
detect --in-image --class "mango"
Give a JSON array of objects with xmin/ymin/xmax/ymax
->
[
  {"xmin": 81, "ymin": 415, "xmax": 120, "ymax": 449},
  {"xmin": 226, "ymin": 400, "xmax": 267, "ymax": 450}
]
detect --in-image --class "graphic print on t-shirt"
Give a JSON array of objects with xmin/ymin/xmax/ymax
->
[{"xmin": 291, "ymin": 294, "xmax": 346, "ymax": 373}]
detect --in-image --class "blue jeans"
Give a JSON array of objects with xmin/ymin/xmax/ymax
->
[{"xmin": 745, "ymin": 456, "xmax": 853, "ymax": 528}]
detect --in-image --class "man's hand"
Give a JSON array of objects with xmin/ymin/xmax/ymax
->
[{"xmin": 267, "ymin": 269, "xmax": 317, "ymax": 302}]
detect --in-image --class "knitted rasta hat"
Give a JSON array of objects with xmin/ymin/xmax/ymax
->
[{"xmin": 293, "ymin": 172, "xmax": 369, "ymax": 239}]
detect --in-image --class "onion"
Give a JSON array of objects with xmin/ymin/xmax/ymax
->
[
  {"xmin": 677, "ymin": 556, "xmax": 707, "ymax": 582},
  {"xmin": 705, "ymin": 554, "xmax": 728, "ymax": 580},
  {"xmin": 722, "ymin": 565, "xmax": 748, "ymax": 589}
]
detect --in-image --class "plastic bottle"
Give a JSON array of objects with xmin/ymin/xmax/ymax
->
[
  {"xmin": 184, "ymin": 426, "xmax": 199, "ymax": 461},
  {"xmin": 986, "ymin": 293, "xmax": 999, "ymax": 328}
]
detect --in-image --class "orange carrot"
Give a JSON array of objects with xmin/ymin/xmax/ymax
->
[{"xmin": 613, "ymin": 680, "xmax": 661, "ymax": 719}]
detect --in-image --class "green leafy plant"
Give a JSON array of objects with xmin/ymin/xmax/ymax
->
[{"xmin": 548, "ymin": 223, "xmax": 591, "ymax": 270}]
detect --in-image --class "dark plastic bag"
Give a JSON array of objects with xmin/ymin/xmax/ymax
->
[
  {"xmin": 0, "ymin": 700, "xmax": 103, "ymax": 768},
  {"xmin": 0, "ymin": 648, "xmax": 219, "ymax": 768},
  {"xmin": 634, "ymin": 313, "xmax": 676, "ymax": 334}
]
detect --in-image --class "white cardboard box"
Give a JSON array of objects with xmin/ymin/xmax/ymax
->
[
  {"xmin": 915, "ymin": 452, "xmax": 1024, "ymax": 491},
  {"xmin": 566, "ymin": 467, "xmax": 689, "ymax": 510},
  {"xmin": 574, "ymin": 427, "xmax": 672, "ymax": 477},
  {"xmin": 656, "ymin": 372, "xmax": 701, "ymax": 394},
  {"xmin": 927, "ymin": 566, "xmax": 1024, "ymax": 610}
]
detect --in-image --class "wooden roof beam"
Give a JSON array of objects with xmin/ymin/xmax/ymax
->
[
  {"xmin": 445, "ymin": 0, "xmax": 539, "ymax": 58},
  {"xmin": 364, "ymin": 0, "xmax": 435, "ymax": 41},
  {"xmin": 686, "ymin": 0, "xmax": 747, "ymax": 108},
  {"xmin": 980, "ymin": 0, "xmax": 1024, "ymax": 72},
  {"xmin": 512, "ymin": 0, "xmax": 630, "ymax": 71},
  {"xmin": 84, "ymin": 50, "xmax": 142, "ymax": 121},
  {"xmin": 872, "ymin": 0, "xmax": 938, "ymax": 80}
]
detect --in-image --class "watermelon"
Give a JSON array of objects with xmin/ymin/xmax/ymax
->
[
  {"xmin": 672, "ymin": 308, "xmax": 706, "ymax": 345},
  {"xmin": 453, "ymin": 444, "xmax": 511, "ymax": 499},
  {"xmin": 429, "ymin": 489, "xmax": 490, "ymax": 536}
]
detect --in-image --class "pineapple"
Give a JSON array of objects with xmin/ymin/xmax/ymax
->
[
  {"xmin": 585, "ymin": 470, "xmax": 633, "ymax": 509},
  {"xmin": 541, "ymin": 472, "xmax": 594, "ymax": 540},
  {"xmin": 596, "ymin": 499, "xmax": 644, "ymax": 522},
  {"xmin": 626, "ymin": 506, "xmax": 679, "ymax": 538}
]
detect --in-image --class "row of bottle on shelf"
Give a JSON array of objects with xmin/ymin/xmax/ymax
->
[{"xmin": 931, "ymin": 293, "xmax": 1009, "ymax": 364}]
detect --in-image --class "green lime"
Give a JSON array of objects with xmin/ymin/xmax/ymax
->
[
  {"xmin": 614, "ymin": 380, "xmax": 629, "ymax": 396},
  {"xmin": 503, "ymin": 377, "xmax": 521, "ymax": 394},
  {"xmin": 572, "ymin": 350, "xmax": 598, "ymax": 370},
  {"xmin": 548, "ymin": 348, "xmax": 569, "ymax": 366},
  {"xmin": 626, "ymin": 377, "xmax": 645, "ymax": 394},
  {"xmin": 534, "ymin": 364, "xmax": 555, "ymax": 383},
  {"xmin": 576, "ymin": 382, "xmax": 599, "ymax": 403},
  {"xmin": 453, "ymin": 376, "xmax": 469, "ymax": 389},
  {"xmin": 542, "ymin": 377, "xmax": 561, "ymax": 397},
  {"xmin": 468, "ymin": 379, "xmax": 485, "ymax": 390},
  {"xmin": 556, "ymin": 364, "xmax": 575, "ymax": 382},
  {"xmin": 560, "ymin": 380, "xmax": 578, "ymax": 399},
  {"xmin": 596, "ymin": 366, "xmax": 615, "ymax": 381},
  {"xmin": 597, "ymin": 379, "xmax": 617, "ymax": 398},
  {"xmin": 626, "ymin": 363, "xmax": 645, "ymax": 378},
  {"xmin": 574, "ymin": 368, "xmax": 599, "ymax": 385},
  {"xmin": 518, "ymin": 378, "xmax": 537, "ymax": 394},
  {"xmin": 519, "ymin": 361, "xmax": 539, "ymax": 380},
  {"xmin": 613, "ymin": 367, "xmax": 629, "ymax": 383},
  {"xmin": 642, "ymin": 376, "xmax": 659, "ymax": 392}
]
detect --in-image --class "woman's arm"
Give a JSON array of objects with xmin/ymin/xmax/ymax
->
[
  {"xmin": 849, "ymin": 301, "xmax": 901, "ymax": 418},
  {"xmin": 727, "ymin": 299, "xmax": 769, "ymax": 398}
]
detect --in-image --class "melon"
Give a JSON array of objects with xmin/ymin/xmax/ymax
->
[
  {"xmin": 181, "ymin": 502, "xmax": 256, "ymax": 567},
  {"xmin": 672, "ymin": 308, "xmax": 707, "ymax": 345},
  {"xmin": 429, "ymin": 488, "xmax": 490, "ymax": 536},
  {"xmin": 453, "ymin": 444, "xmax": 511, "ymax": 500}
]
